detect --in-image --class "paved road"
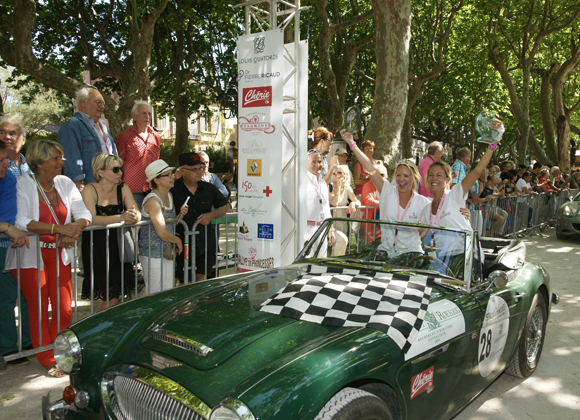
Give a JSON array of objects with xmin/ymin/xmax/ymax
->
[{"xmin": 0, "ymin": 227, "xmax": 579, "ymax": 419}]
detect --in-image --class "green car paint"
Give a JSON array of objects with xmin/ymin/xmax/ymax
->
[{"xmin": 45, "ymin": 220, "xmax": 554, "ymax": 420}]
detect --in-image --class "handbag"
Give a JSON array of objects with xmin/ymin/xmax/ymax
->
[{"xmin": 163, "ymin": 244, "xmax": 175, "ymax": 261}]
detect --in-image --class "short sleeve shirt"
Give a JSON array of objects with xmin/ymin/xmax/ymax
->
[
  {"xmin": 451, "ymin": 160, "xmax": 467, "ymax": 185},
  {"xmin": 171, "ymin": 178, "xmax": 229, "ymax": 253},
  {"xmin": 378, "ymin": 180, "xmax": 431, "ymax": 255}
]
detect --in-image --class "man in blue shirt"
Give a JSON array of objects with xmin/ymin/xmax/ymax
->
[
  {"xmin": 0, "ymin": 116, "xmax": 31, "ymax": 177},
  {"xmin": 451, "ymin": 147, "xmax": 471, "ymax": 187},
  {"xmin": 0, "ymin": 140, "xmax": 32, "ymax": 366},
  {"xmin": 58, "ymin": 87, "xmax": 117, "ymax": 189}
]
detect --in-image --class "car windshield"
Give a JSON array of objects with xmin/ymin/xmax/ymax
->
[{"xmin": 296, "ymin": 218, "xmax": 473, "ymax": 283}]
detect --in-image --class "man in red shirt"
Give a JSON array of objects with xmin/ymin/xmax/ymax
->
[{"xmin": 115, "ymin": 100, "xmax": 161, "ymax": 208}]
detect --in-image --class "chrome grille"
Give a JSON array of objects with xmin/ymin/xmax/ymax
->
[
  {"xmin": 152, "ymin": 329, "xmax": 213, "ymax": 357},
  {"xmin": 110, "ymin": 375, "xmax": 206, "ymax": 420}
]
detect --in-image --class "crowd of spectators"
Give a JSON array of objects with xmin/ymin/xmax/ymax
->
[{"xmin": 0, "ymin": 88, "xmax": 229, "ymax": 376}]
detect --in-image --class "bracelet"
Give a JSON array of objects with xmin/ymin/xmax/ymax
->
[
  {"xmin": 51, "ymin": 224, "xmax": 54, "ymax": 235},
  {"xmin": 488, "ymin": 143, "xmax": 498, "ymax": 150},
  {"xmin": 348, "ymin": 143, "xmax": 357, "ymax": 149}
]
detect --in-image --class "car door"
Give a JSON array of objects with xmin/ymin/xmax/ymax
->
[{"xmin": 396, "ymin": 290, "xmax": 486, "ymax": 420}]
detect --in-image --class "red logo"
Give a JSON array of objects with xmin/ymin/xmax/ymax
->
[
  {"xmin": 410, "ymin": 366, "xmax": 434, "ymax": 399},
  {"xmin": 263, "ymin": 186, "xmax": 272, "ymax": 197},
  {"xmin": 243, "ymin": 86, "xmax": 272, "ymax": 107}
]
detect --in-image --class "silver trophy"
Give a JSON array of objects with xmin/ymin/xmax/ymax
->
[{"xmin": 475, "ymin": 111, "xmax": 502, "ymax": 144}]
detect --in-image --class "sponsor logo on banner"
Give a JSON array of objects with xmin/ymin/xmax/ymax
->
[
  {"xmin": 254, "ymin": 36, "xmax": 265, "ymax": 53},
  {"xmin": 239, "ymin": 115, "xmax": 275, "ymax": 134},
  {"xmin": 237, "ymin": 70, "xmax": 281, "ymax": 83},
  {"xmin": 247, "ymin": 159, "xmax": 262, "ymax": 177},
  {"xmin": 241, "ymin": 181, "xmax": 260, "ymax": 193},
  {"xmin": 263, "ymin": 186, "xmax": 273, "ymax": 197},
  {"xmin": 257, "ymin": 223, "xmax": 274, "ymax": 241},
  {"xmin": 243, "ymin": 87, "xmax": 272, "ymax": 107},
  {"xmin": 239, "ymin": 222, "xmax": 250, "ymax": 234},
  {"xmin": 239, "ymin": 246, "xmax": 275, "ymax": 269},
  {"xmin": 410, "ymin": 366, "xmax": 434, "ymax": 399},
  {"xmin": 241, "ymin": 139, "xmax": 267, "ymax": 155},
  {"xmin": 404, "ymin": 300, "xmax": 466, "ymax": 361},
  {"xmin": 239, "ymin": 202, "xmax": 268, "ymax": 218},
  {"xmin": 238, "ymin": 54, "xmax": 280, "ymax": 65}
]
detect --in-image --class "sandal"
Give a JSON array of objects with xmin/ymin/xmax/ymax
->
[{"xmin": 46, "ymin": 362, "xmax": 65, "ymax": 378}]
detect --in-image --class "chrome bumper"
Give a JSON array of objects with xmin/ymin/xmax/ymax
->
[{"xmin": 42, "ymin": 394, "xmax": 70, "ymax": 420}]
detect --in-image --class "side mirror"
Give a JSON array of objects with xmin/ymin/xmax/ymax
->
[{"xmin": 488, "ymin": 270, "xmax": 508, "ymax": 289}]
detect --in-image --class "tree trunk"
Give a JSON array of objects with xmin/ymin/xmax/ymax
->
[
  {"xmin": 365, "ymin": 0, "xmax": 411, "ymax": 170},
  {"xmin": 536, "ymin": 66, "xmax": 558, "ymax": 163},
  {"xmin": 0, "ymin": 0, "xmax": 168, "ymax": 139}
]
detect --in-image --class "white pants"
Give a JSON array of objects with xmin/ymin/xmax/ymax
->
[{"xmin": 140, "ymin": 256, "xmax": 174, "ymax": 294}]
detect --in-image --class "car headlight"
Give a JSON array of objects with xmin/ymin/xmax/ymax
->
[
  {"xmin": 562, "ymin": 205, "xmax": 575, "ymax": 217},
  {"xmin": 209, "ymin": 398, "xmax": 256, "ymax": 420},
  {"xmin": 54, "ymin": 329, "xmax": 82, "ymax": 374}
]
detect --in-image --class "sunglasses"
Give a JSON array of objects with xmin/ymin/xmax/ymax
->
[
  {"xmin": 108, "ymin": 166, "xmax": 124, "ymax": 174},
  {"xmin": 336, "ymin": 171, "xmax": 345, "ymax": 175},
  {"xmin": 181, "ymin": 166, "xmax": 204, "ymax": 173},
  {"xmin": 157, "ymin": 171, "xmax": 175, "ymax": 178}
]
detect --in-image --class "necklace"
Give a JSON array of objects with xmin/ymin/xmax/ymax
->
[{"xmin": 39, "ymin": 182, "xmax": 55, "ymax": 193}]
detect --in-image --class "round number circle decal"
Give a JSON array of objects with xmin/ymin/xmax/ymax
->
[{"xmin": 478, "ymin": 296, "xmax": 509, "ymax": 377}]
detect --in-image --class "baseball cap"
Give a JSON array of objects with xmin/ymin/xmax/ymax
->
[
  {"xmin": 145, "ymin": 159, "xmax": 175, "ymax": 182},
  {"xmin": 179, "ymin": 152, "xmax": 203, "ymax": 167},
  {"xmin": 335, "ymin": 147, "xmax": 348, "ymax": 155}
]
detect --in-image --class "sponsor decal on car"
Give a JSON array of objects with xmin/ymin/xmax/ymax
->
[
  {"xmin": 242, "ymin": 86, "xmax": 272, "ymax": 107},
  {"xmin": 478, "ymin": 295, "xmax": 509, "ymax": 377},
  {"xmin": 410, "ymin": 366, "xmax": 434, "ymax": 399},
  {"xmin": 404, "ymin": 299, "xmax": 466, "ymax": 360},
  {"xmin": 150, "ymin": 352, "xmax": 182, "ymax": 370}
]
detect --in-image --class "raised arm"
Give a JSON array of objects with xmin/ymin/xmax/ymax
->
[{"xmin": 341, "ymin": 130, "xmax": 385, "ymax": 194}]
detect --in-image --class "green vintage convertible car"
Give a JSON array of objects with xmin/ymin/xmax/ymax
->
[
  {"xmin": 556, "ymin": 191, "xmax": 580, "ymax": 239},
  {"xmin": 43, "ymin": 219, "xmax": 558, "ymax": 420}
]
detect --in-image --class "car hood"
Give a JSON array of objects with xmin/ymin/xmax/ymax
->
[{"xmin": 140, "ymin": 265, "xmax": 342, "ymax": 370}]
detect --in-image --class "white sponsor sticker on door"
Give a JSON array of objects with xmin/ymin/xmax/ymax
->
[
  {"xmin": 478, "ymin": 295, "xmax": 510, "ymax": 377},
  {"xmin": 405, "ymin": 299, "xmax": 466, "ymax": 361}
]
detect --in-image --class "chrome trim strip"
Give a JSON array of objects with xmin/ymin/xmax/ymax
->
[
  {"xmin": 101, "ymin": 367, "xmax": 211, "ymax": 420},
  {"xmin": 152, "ymin": 328, "xmax": 214, "ymax": 357}
]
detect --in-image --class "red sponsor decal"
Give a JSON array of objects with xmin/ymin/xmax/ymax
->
[
  {"xmin": 263, "ymin": 186, "xmax": 273, "ymax": 197},
  {"xmin": 184, "ymin": 244, "xmax": 189, "ymax": 260},
  {"xmin": 410, "ymin": 366, "xmax": 434, "ymax": 399},
  {"xmin": 243, "ymin": 86, "xmax": 272, "ymax": 107}
]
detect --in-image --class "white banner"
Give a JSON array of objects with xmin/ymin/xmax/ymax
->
[{"xmin": 237, "ymin": 30, "xmax": 284, "ymax": 271}]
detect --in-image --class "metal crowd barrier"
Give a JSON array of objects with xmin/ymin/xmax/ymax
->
[
  {"xmin": 3, "ymin": 189, "xmax": 572, "ymax": 363},
  {"xmin": 468, "ymin": 191, "xmax": 573, "ymax": 238},
  {"xmin": 1, "ymin": 214, "xmax": 239, "ymax": 363}
]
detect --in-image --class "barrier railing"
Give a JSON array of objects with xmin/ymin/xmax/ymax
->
[
  {"xmin": 3, "ymin": 191, "xmax": 571, "ymax": 363},
  {"xmin": 1, "ymin": 214, "xmax": 241, "ymax": 363}
]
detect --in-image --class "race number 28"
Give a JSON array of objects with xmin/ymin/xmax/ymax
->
[
  {"xmin": 478, "ymin": 296, "xmax": 509, "ymax": 378},
  {"xmin": 479, "ymin": 330, "xmax": 492, "ymax": 363}
]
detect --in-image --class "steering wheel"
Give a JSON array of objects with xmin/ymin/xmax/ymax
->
[{"xmin": 406, "ymin": 255, "xmax": 455, "ymax": 278}]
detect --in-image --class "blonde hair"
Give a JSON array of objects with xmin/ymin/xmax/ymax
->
[
  {"xmin": 92, "ymin": 153, "xmax": 124, "ymax": 182},
  {"xmin": 395, "ymin": 160, "xmax": 420, "ymax": 190},
  {"xmin": 25, "ymin": 139, "xmax": 64, "ymax": 173},
  {"xmin": 334, "ymin": 164, "xmax": 351, "ymax": 186}
]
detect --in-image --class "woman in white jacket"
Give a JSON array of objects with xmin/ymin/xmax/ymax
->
[{"xmin": 5, "ymin": 140, "xmax": 91, "ymax": 377}]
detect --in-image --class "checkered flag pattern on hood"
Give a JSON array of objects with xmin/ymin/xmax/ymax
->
[{"xmin": 259, "ymin": 265, "xmax": 434, "ymax": 352}]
